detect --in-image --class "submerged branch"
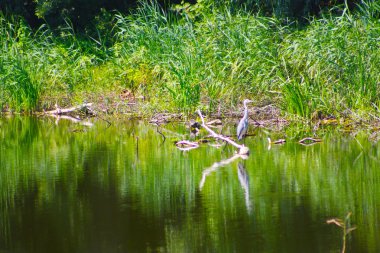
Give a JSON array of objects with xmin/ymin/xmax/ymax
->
[
  {"xmin": 299, "ymin": 137, "xmax": 322, "ymax": 145},
  {"xmin": 156, "ymin": 127, "xmax": 166, "ymax": 143},
  {"xmin": 327, "ymin": 212, "xmax": 356, "ymax": 253},
  {"xmin": 197, "ymin": 110, "xmax": 249, "ymax": 155}
]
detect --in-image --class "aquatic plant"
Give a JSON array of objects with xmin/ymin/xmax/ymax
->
[{"xmin": 327, "ymin": 212, "xmax": 357, "ymax": 253}]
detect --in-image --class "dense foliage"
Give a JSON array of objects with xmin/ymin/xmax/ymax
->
[{"xmin": 1, "ymin": 0, "xmax": 358, "ymax": 28}]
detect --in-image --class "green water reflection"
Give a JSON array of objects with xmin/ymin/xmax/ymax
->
[{"xmin": 0, "ymin": 116, "xmax": 379, "ymax": 252}]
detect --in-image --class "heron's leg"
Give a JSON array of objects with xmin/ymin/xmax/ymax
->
[{"xmin": 222, "ymin": 141, "xmax": 228, "ymax": 152}]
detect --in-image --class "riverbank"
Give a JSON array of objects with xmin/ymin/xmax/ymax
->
[
  {"xmin": 7, "ymin": 90, "xmax": 380, "ymax": 144},
  {"xmin": 1, "ymin": 1, "xmax": 380, "ymax": 125}
]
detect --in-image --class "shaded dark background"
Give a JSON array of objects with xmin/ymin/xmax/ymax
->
[{"xmin": 0, "ymin": 0, "xmax": 360, "ymax": 30}]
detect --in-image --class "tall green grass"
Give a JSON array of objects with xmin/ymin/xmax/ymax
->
[
  {"xmin": 114, "ymin": 2, "xmax": 284, "ymax": 111},
  {"xmin": 0, "ymin": 17, "xmax": 40, "ymax": 111},
  {"xmin": 280, "ymin": 4, "xmax": 380, "ymax": 116},
  {"xmin": 112, "ymin": 0, "xmax": 380, "ymax": 117},
  {"xmin": 1, "ymin": 1, "xmax": 380, "ymax": 118},
  {"xmin": 0, "ymin": 14, "xmax": 113, "ymax": 112}
]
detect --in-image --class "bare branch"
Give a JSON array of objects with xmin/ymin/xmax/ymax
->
[{"xmin": 197, "ymin": 109, "xmax": 245, "ymax": 147}]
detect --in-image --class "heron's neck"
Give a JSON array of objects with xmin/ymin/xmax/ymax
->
[{"xmin": 243, "ymin": 104, "xmax": 249, "ymax": 119}]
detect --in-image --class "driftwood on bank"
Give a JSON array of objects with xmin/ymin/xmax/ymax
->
[
  {"xmin": 45, "ymin": 103, "xmax": 93, "ymax": 115},
  {"xmin": 43, "ymin": 103, "xmax": 94, "ymax": 127}
]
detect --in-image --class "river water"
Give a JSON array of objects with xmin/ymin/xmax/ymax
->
[{"xmin": 0, "ymin": 116, "xmax": 379, "ymax": 252}]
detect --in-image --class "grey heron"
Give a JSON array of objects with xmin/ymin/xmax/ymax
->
[{"xmin": 237, "ymin": 99, "xmax": 253, "ymax": 140}]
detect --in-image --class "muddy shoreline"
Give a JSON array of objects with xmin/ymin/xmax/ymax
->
[{"xmin": 2, "ymin": 91, "xmax": 380, "ymax": 143}]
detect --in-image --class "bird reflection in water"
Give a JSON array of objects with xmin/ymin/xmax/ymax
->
[
  {"xmin": 199, "ymin": 154, "xmax": 252, "ymax": 213},
  {"xmin": 238, "ymin": 162, "xmax": 252, "ymax": 213}
]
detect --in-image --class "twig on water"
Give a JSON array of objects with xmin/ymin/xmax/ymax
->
[
  {"xmin": 175, "ymin": 140, "xmax": 199, "ymax": 151},
  {"xmin": 299, "ymin": 137, "xmax": 322, "ymax": 146}
]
